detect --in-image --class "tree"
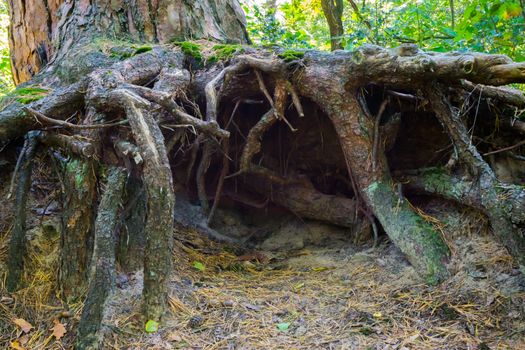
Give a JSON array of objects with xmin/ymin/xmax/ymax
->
[
  {"xmin": 2, "ymin": 1, "xmax": 525, "ymax": 348},
  {"xmin": 321, "ymin": 0, "xmax": 344, "ymax": 50}
]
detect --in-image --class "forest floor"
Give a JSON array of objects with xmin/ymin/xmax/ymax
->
[{"xmin": 0, "ymin": 184, "xmax": 525, "ymax": 349}]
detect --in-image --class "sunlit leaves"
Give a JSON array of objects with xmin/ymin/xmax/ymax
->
[
  {"xmin": 0, "ymin": 1, "xmax": 14, "ymax": 95},
  {"xmin": 242, "ymin": 0, "xmax": 524, "ymax": 61}
]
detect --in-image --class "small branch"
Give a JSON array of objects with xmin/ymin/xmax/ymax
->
[
  {"xmin": 196, "ymin": 140, "xmax": 212, "ymax": 213},
  {"xmin": 254, "ymin": 70, "xmax": 274, "ymax": 108},
  {"xmin": 386, "ymin": 90, "xmax": 423, "ymax": 102},
  {"xmin": 286, "ymin": 82, "xmax": 305, "ymax": 117},
  {"xmin": 122, "ymin": 84, "xmax": 229, "ymax": 139},
  {"xmin": 459, "ymin": 80, "xmax": 525, "ymax": 108}
]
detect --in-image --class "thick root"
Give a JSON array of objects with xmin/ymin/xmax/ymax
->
[{"xmin": 59, "ymin": 158, "xmax": 97, "ymax": 300}]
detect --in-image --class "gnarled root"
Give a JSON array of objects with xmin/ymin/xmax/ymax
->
[{"xmin": 426, "ymin": 84, "xmax": 525, "ymax": 271}]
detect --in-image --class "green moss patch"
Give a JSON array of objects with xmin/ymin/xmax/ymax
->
[
  {"xmin": 109, "ymin": 44, "xmax": 153, "ymax": 60},
  {"xmin": 278, "ymin": 50, "xmax": 305, "ymax": 62},
  {"xmin": 209, "ymin": 44, "xmax": 245, "ymax": 62},
  {"xmin": 172, "ymin": 41, "xmax": 203, "ymax": 62}
]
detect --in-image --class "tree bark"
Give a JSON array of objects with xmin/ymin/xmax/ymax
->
[
  {"xmin": 59, "ymin": 158, "xmax": 97, "ymax": 299},
  {"xmin": 8, "ymin": 0, "xmax": 250, "ymax": 84},
  {"xmin": 77, "ymin": 167, "xmax": 126, "ymax": 350}
]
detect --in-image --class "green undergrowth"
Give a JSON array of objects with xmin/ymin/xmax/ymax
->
[{"xmin": 0, "ymin": 86, "xmax": 49, "ymax": 109}]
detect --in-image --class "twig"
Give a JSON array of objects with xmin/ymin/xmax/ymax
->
[
  {"xmin": 25, "ymin": 107, "xmax": 128, "ymax": 129},
  {"xmin": 286, "ymin": 82, "xmax": 305, "ymax": 117},
  {"xmin": 483, "ymin": 140, "xmax": 525, "ymax": 156},
  {"xmin": 254, "ymin": 69, "xmax": 274, "ymax": 108},
  {"xmin": 372, "ymin": 99, "xmax": 389, "ymax": 172},
  {"xmin": 208, "ymin": 139, "xmax": 230, "ymax": 225}
]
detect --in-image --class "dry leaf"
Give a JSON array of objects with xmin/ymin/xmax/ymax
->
[
  {"xmin": 167, "ymin": 333, "xmax": 182, "ymax": 342},
  {"xmin": 51, "ymin": 320, "xmax": 66, "ymax": 340},
  {"xmin": 13, "ymin": 319, "xmax": 33, "ymax": 333}
]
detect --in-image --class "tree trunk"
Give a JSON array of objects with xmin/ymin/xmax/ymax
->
[
  {"xmin": 321, "ymin": 0, "xmax": 344, "ymax": 50},
  {"xmin": 8, "ymin": 0, "xmax": 250, "ymax": 84}
]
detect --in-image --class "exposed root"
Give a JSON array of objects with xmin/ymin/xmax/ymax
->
[
  {"xmin": 38, "ymin": 132, "xmax": 96, "ymax": 158},
  {"xmin": 25, "ymin": 107, "xmax": 128, "ymax": 130},
  {"xmin": 6, "ymin": 131, "xmax": 39, "ymax": 292},
  {"xmin": 76, "ymin": 167, "xmax": 126, "ymax": 350},
  {"xmin": 110, "ymin": 89, "xmax": 175, "ymax": 322},
  {"xmin": 426, "ymin": 84, "xmax": 525, "ymax": 270}
]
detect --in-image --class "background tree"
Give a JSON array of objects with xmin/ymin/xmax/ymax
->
[{"xmin": 321, "ymin": 0, "xmax": 344, "ymax": 50}]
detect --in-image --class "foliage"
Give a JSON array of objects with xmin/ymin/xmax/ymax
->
[
  {"xmin": 242, "ymin": 0, "xmax": 525, "ymax": 62},
  {"xmin": 144, "ymin": 320, "xmax": 159, "ymax": 333},
  {"xmin": 242, "ymin": 1, "xmax": 314, "ymax": 48},
  {"xmin": 0, "ymin": 1, "xmax": 13, "ymax": 96},
  {"xmin": 0, "ymin": 86, "xmax": 49, "ymax": 109}
]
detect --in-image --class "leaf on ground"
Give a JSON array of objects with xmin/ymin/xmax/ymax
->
[
  {"xmin": 145, "ymin": 320, "xmax": 159, "ymax": 333},
  {"xmin": 312, "ymin": 267, "xmax": 329, "ymax": 272},
  {"xmin": 293, "ymin": 282, "xmax": 305, "ymax": 291},
  {"xmin": 192, "ymin": 261, "xmax": 205, "ymax": 271},
  {"xmin": 10, "ymin": 341, "xmax": 26, "ymax": 350},
  {"xmin": 277, "ymin": 322, "xmax": 290, "ymax": 331},
  {"xmin": 167, "ymin": 332, "xmax": 182, "ymax": 342},
  {"xmin": 51, "ymin": 320, "xmax": 66, "ymax": 340},
  {"xmin": 13, "ymin": 319, "xmax": 33, "ymax": 333}
]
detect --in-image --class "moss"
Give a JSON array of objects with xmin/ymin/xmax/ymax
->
[
  {"xmin": 0, "ymin": 86, "xmax": 49, "ymax": 108},
  {"xmin": 278, "ymin": 49, "xmax": 305, "ymax": 62},
  {"xmin": 420, "ymin": 167, "xmax": 465, "ymax": 199},
  {"xmin": 209, "ymin": 44, "xmax": 245, "ymax": 62},
  {"xmin": 109, "ymin": 44, "xmax": 153, "ymax": 60},
  {"xmin": 134, "ymin": 45, "xmax": 153, "ymax": 55},
  {"xmin": 172, "ymin": 41, "xmax": 203, "ymax": 62},
  {"xmin": 365, "ymin": 180, "xmax": 450, "ymax": 285}
]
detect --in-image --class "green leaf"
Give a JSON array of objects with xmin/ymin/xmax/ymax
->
[
  {"xmin": 145, "ymin": 320, "xmax": 159, "ymax": 333},
  {"xmin": 277, "ymin": 322, "xmax": 290, "ymax": 331},
  {"xmin": 193, "ymin": 261, "xmax": 205, "ymax": 271}
]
